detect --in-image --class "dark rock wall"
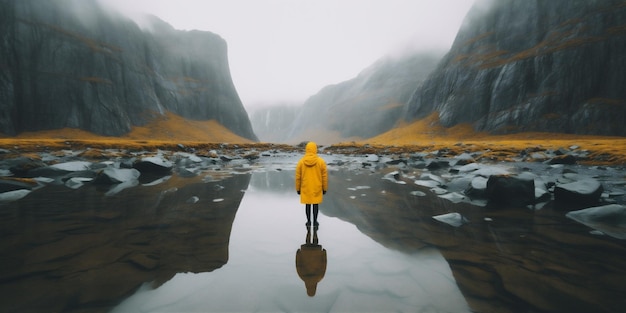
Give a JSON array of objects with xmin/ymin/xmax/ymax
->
[
  {"xmin": 0, "ymin": 0, "xmax": 257, "ymax": 140},
  {"xmin": 406, "ymin": 0, "xmax": 626, "ymax": 136}
]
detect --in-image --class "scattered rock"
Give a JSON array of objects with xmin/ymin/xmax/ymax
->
[
  {"xmin": 175, "ymin": 152, "xmax": 203, "ymax": 164},
  {"xmin": 382, "ymin": 171, "xmax": 405, "ymax": 184},
  {"xmin": 0, "ymin": 179, "xmax": 38, "ymax": 193},
  {"xmin": 105, "ymin": 180, "xmax": 139, "ymax": 196},
  {"xmin": 62, "ymin": 170, "xmax": 98, "ymax": 181},
  {"xmin": 178, "ymin": 167, "xmax": 199, "ymax": 178},
  {"xmin": 438, "ymin": 192, "xmax": 466, "ymax": 204},
  {"xmin": 93, "ymin": 168, "xmax": 141, "ymax": 185},
  {"xmin": 142, "ymin": 176, "xmax": 171, "ymax": 187},
  {"xmin": 426, "ymin": 159, "xmax": 449, "ymax": 170},
  {"xmin": 486, "ymin": 174, "xmax": 535, "ymax": 206},
  {"xmin": 385, "ymin": 158, "xmax": 406, "ymax": 165},
  {"xmin": 2, "ymin": 157, "xmax": 46, "ymax": 177},
  {"xmin": 4, "ymin": 157, "xmax": 46, "ymax": 176},
  {"xmin": 549, "ymin": 154, "xmax": 577, "ymax": 165},
  {"xmin": 414, "ymin": 180, "xmax": 441, "ymax": 188},
  {"xmin": 555, "ymin": 178, "xmax": 603, "ymax": 206},
  {"xmin": 566, "ymin": 204, "xmax": 626, "ymax": 239},
  {"xmin": 243, "ymin": 152, "xmax": 260, "ymax": 160},
  {"xmin": 25, "ymin": 166, "xmax": 73, "ymax": 178},
  {"xmin": 65, "ymin": 177, "xmax": 93, "ymax": 189},
  {"xmin": 366, "ymin": 154, "xmax": 379, "ymax": 162},
  {"xmin": 465, "ymin": 176, "xmax": 488, "ymax": 198},
  {"xmin": 453, "ymin": 152, "xmax": 475, "ymax": 166},
  {"xmin": 0, "ymin": 189, "xmax": 31, "ymax": 202},
  {"xmin": 50, "ymin": 161, "xmax": 92, "ymax": 171},
  {"xmin": 133, "ymin": 156, "xmax": 173, "ymax": 174},
  {"xmin": 187, "ymin": 196, "xmax": 200, "ymax": 204},
  {"xmin": 433, "ymin": 212, "xmax": 468, "ymax": 227},
  {"xmin": 410, "ymin": 190, "xmax": 427, "ymax": 197}
]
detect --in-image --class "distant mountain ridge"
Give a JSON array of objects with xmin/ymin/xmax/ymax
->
[
  {"xmin": 0, "ymin": 0, "xmax": 257, "ymax": 141},
  {"xmin": 405, "ymin": 0, "xmax": 626, "ymax": 136},
  {"xmin": 251, "ymin": 52, "xmax": 443, "ymax": 144},
  {"xmin": 250, "ymin": 104, "xmax": 301, "ymax": 143}
]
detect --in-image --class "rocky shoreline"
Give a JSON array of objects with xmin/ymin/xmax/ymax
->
[
  {"xmin": 0, "ymin": 141, "xmax": 626, "ymax": 218},
  {"xmin": 0, "ymin": 141, "xmax": 625, "ymax": 239}
]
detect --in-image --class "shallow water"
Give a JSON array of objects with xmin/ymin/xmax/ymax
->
[{"xmin": 1, "ymin": 165, "xmax": 625, "ymax": 313}]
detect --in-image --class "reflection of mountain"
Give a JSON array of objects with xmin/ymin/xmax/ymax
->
[
  {"xmin": 322, "ymin": 169, "xmax": 626, "ymax": 313},
  {"xmin": 0, "ymin": 0, "xmax": 257, "ymax": 140},
  {"xmin": 0, "ymin": 173, "xmax": 251, "ymax": 313}
]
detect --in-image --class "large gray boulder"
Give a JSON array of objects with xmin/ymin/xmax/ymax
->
[
  {"xmin": 133, "ymin": 156, "xmax": 173, "ymax": 175},
  {"xmin": 554, "ymin": 178, "xmax": 603, "ymax": 206},
  {"xmin": 485, "ymin": 174, "xmax": 535, "ymax": 206}
]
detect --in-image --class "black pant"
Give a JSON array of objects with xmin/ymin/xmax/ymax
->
[{"xmin": 305, "ymin": 204, "xmax": 319, "ymax": 225}]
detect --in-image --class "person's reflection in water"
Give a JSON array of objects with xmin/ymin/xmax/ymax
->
[{"xmin": 295, "ymin": 225, "xmax": 327, "ymax": 297}]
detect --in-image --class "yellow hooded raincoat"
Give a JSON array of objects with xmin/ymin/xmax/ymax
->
[{"xmin": 295, "ymin": 142, "xmax": 328, "ymax": 204}]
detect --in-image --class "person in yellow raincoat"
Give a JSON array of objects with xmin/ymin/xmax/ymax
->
[{"xmin": 295, "ymin": 142, "xmax": 328, "ymax": 226}]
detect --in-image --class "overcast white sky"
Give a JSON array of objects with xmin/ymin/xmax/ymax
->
[{"xmin": 104, "ymin": 0, "xmax": 475, "ymax": 110}]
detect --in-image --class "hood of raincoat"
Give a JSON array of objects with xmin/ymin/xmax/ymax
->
[{"xmin": 303, "ymin": 142, "xmax": 319, "ymax": 166}]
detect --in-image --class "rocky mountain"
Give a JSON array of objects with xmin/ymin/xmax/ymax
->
[
  {"xmin": 405, "ymin": 0, "xmax": 626, "ymax": 136},
  {"xmin": 249, "ymin": 104, "xmax": 301, "ymax": 143},
  {"xmin": 252, "ymin": 52, "xmax": 443, "ymax": 144},
  {"xmin": 0, "ymin": 0, "xmax": 257, "ymax": 141}
]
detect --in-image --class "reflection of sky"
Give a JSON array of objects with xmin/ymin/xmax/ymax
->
[{"xmin": 112, "ymin": 170, "xmax": 470, "ymax": 312}]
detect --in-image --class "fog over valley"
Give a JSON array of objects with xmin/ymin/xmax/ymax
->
[
  {"xmin": 103, "ymin": 0, "xmax": 474, "ymax": 109},
  {"xmin": 2, "ymin": 2, "xmax": 626, "ymax": 313}
]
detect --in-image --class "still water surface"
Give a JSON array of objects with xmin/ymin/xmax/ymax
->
[
  {"xmin": 1, "ymin": 165, "xmax": 625, "ymax": 313},
  {"xmin": 113, "ymin": 170, "xmax": 469, "ymax": 313}
]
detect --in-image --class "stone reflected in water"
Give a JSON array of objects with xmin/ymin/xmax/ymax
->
[{"xmin": 0, "ymin": 173, "xmax": 250, "ymax": 313}]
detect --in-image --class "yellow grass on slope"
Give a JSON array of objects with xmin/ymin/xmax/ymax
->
[
  {"xmin": 365, "ymin": 112, "xmax": 487, "ymax": 145},
  {"xmin": 123, "ymin": 112, "xmax": 253, "ymax": 143},
  {"xmin": 7, "ymin": 112, "xmax": 252, "ymax": 143},
  {"xmin": 0, "ymin": 112, "xmax": 254, "ymax": 152},
  {"xmin": 356, "ymin": 112, "xmax": 626, "ymax": 165}
]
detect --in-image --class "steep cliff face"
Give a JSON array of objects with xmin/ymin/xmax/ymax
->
[
  {"xmin": 406, "ymin": 0, "xmax": 626, "ymax": 136},
  {"xmin": 0, "ymin": 0, "xmax": 257, "ymax": 141},
  {"xmin": 271, "ymin": 52, "xmax": 442, "ymax": 144}
]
